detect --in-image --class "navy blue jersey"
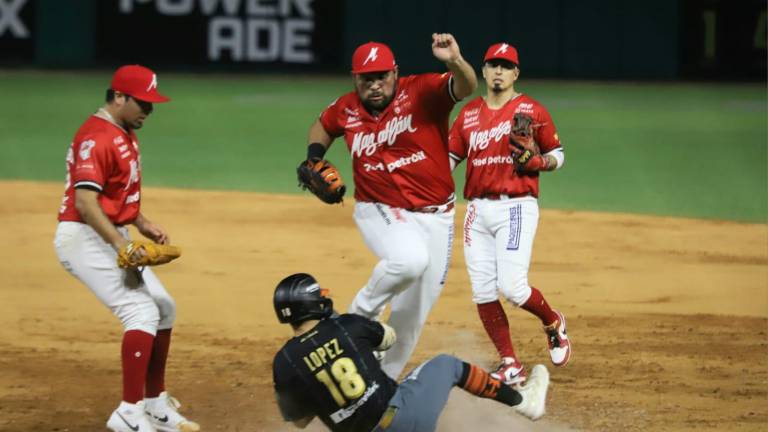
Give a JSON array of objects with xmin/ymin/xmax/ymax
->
[{"xmin": 273, "ymin": 314, "xmax": 398, "ymax": 432}]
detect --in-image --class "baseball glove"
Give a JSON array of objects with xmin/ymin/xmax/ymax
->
[
  {"xmin": 297, "ymin": 158, "xmax": 346, "ymax": 204},
  {"xmin": 117, "ymin": 240, "xmax": 182, "ymax": 269},
  {"xmin": 509, "ymin": 113, "xmax": 546, "ymax": 172}
]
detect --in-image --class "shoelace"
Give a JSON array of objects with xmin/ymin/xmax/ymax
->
[
  {"xmin": 546, "ymin": 321, "xmax": 561, "ymax": 348},
  {"xmin": 167, "ymin": 395, "xmax": 181, "ymax": 411},
  {"xmin": 494, "ymin": 361, "xmax": 525, "ymax": 381}
]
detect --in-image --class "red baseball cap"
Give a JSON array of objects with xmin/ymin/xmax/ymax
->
[
  {"xmin": 484, "ymin": 43, "xmax": 520, "ymax": 66},
  {"xmin": 351, "ymin": 42, "xmax": 396, "ymax": 74},
  {"xmin": 110, "ymin": 65, "xmax": 170, "ymax": 103}
]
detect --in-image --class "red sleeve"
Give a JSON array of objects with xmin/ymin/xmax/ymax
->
[
  {"xmin": 318, "ymin": 96, "xmax": 345, "ymax": 138},
  {"xmin": 448, "ymin": 111, "xmax": 467, "ymax": 161},
  {"xmin": 534, "ymin": 105, "xmax": 561, "ymax": 154},
  {"xmin": 412, "ymin": 73, "xmax": 456, "ymax": 112},
  {"xmin": 72, "ymin": 132, "xmax": 115, "ymax": 191}
]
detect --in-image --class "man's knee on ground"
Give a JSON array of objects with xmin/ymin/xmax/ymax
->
[{"xmin": 431, "ymin": 353, "xmax": 461, "ymax": 370}]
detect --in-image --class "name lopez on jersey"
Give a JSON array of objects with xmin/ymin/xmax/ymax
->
[
  {"xmin": 351, "ymin": 114, "xmax": 417, "ymax": 157},
  {"xmin": 303, "ymin": 338, "xmax": 343, "ymax": 371}
]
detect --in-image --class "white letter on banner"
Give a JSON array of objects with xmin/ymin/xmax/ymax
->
[
  {"xmin": 200, "ymin": 0, "xmax": 242, "ymax": 15},
  {"xmin": 156, "ymin": 0, "xmax": 194, "ymax": 15},
  {"xmin": 247, "ymin": 19, "xmax": 279, "ymax": 61},
  {"xmin": 283, "ymin": 19, "xmax": 313, "ymax": 63},
  {"xmin": 247, "ymin": 0, "xmax": 276, "ymax": 15},
  {"xmin": 0, "ymin": 0, "xmax": 29, "ymax": 38},
  {"xmin": 209, "ymin": 17, "xmax": 244, "ymax": 60}
]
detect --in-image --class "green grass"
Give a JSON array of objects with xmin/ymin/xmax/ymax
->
[{"xmin": 0, "ymin": 70, "xmax": 765, "ymax": 222}]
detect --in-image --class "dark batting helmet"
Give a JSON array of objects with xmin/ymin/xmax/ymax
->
[{"xmin": 273, "ymin": 273, "xmax": 334, "ymax": 324}]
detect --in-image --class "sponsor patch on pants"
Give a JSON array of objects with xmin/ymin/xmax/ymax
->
[{"xmin": 506, "ymin": 204, "xmax": 522, "ymax": 250}]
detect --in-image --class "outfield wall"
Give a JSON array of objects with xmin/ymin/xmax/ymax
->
[{"xmin": 0, "ymin": 0, "xmax": 765, "ymax": 80}]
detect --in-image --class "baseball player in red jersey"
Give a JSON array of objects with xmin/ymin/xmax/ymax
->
[
  {"xmin": 300, "ymin": 34, "xmax": 478, "ymax": 379},
  {"xmin": 448, "ymin": 43, "xmax": 572, "ymax": 385},
  {"xmin": 54, "ymin": 65, "xmax": 199, "ymax": 432}
]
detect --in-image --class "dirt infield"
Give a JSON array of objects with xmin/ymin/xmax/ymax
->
[{"xmin": 0, "ymin": 181, "xmax": 766, "ymax": 431}]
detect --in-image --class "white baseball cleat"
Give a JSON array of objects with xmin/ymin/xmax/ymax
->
[
  {"xmin": 490, "ymin": 356, "xmax": 527, "ymax": 386},
  {"xmin": 107, "ymin": 401, "xmax": 158, "ymax": 432},
  {"xmin": 513, "ymin": 364, "xmax": 549, "ymax": 421},
  {"xmin": 544, "ymin": 310, "xmax": 572, "ymax": 367},
  {"xmin": 144, "ymin": 392, "xmax": 200, "ymax": 432}
]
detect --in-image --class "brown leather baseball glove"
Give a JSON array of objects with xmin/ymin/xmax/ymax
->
[
  {"xmin": 509, "ymin": 113, "xmax": 546, "ymax": 173},
  {"xmin": 297, "ymin": 158, "xmax": 346, "ymax": 204},
  {"xmin": 117, "ymin": 241, "xmax": 182, "ymax": 269}
]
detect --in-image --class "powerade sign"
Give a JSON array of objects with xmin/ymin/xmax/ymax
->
[
  {"xmin": 99, "ymin": 0, "xmax": 340, "ymax": 69},
  {"xmin": 0, "ymin": 0, "xmax": 34, "ymax": 63}
]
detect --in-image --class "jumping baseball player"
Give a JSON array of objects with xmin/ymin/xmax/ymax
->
[
  {"xmin": 448, "ymin": 43, "xmax": 571, "ymax": 385},
  {"xmin": 53, "ymin": 65, "xmax": 199, "ymax": 432},
  {"xmin": 297, "ymin": 34, "xmax": 478, "ymax": 379},
  {"xmin": 272, "ymin": 273, "xmax": 550, "ymax": 431}
]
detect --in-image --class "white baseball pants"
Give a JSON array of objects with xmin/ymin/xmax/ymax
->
[
  {"xmin": 54, "ymin": 222, "xmax": 176, "ymax": 335},
  {"xmin": 463, "ymin": 196, "xmax": 539, "ymax": 306},
  {"xmin": 349, "ymin": 202, "xmax": 454, "ymax": 379}
]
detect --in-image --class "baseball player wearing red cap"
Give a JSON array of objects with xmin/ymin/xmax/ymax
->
[
  {"xmin": 54, "ymin": 65, "xmax": 199, "ymax": 432},
  {"xmin": 448, "ymin": 43, "xmax": 571, "ymax": 386},
  {"xmin": 300, "ymin": 34, "xmax": 478, "ymax": 379}
]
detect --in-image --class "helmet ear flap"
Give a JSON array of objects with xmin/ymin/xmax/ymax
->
[
  {"xmin": 320, "ymin": 296, "xmax": 334, "ymax": 318},
  {"xmin": 274, "ymin": 273, "xmax": 333, "ymax": 324}
]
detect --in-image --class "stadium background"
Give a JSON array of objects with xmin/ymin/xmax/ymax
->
[{"xmin": 0, "ymin": 0, "xmax": 766, "ymax": 431}]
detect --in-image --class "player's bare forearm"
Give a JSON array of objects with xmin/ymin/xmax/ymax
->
[
  {"xmin": 307, "ymin": 120, "xmax": 333, "ymax": 150},
  {"xmin": 445, "ymin": 56, "xmax": 478, "ymax": 100},
  {"xmin": 74, "ymin": 188, "xmax": 128, "ymax": 249},
  {"xmin": 132, "ymin": 213, "xmax": 170, "ymax": 244},
  {"xmin": 431, "ymin": 33, "xmax": 478, "ymax": 99}
]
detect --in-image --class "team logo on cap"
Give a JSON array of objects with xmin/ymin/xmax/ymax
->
[
  {"xmin": 146, "ymin": 74, "xmax": 158, "ymax": 92},
  {"xmin": 363, "ymin": 47, "xmax": 379, "ymax": 65},
  {"xmin": 494, "ymin": 43, "xmax": 509, "ymax": 55}
]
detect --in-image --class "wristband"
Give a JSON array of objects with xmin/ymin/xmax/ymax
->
[{"xmin": 307, "ymin": 143, "xmax": 327, "ymax": 161}]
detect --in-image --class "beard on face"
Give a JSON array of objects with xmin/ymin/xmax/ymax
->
[
  {"xmin": 123, "ymin": 117, "xmax": 144, "ymax": 130},
  {"xmin": 362, "ymin": 91, "xmax": 394, "ymax": 113},
  {"xmin": 491, "ymin": 82, "xmax": 504, "ymax": 93}
]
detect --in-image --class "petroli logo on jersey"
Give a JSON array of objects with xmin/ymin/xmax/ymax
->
[
  {"xmin": 351, "ymin": 114, "xmax": 417, "ymax": 158},
  {"xmin": 468, "ymin": 120, "xmax": 512, "ymax": 154}
]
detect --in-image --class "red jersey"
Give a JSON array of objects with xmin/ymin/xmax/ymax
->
[
  {"xmin": 320, "ymin": 73, "xmax": 457, "ymax": 209},
  {"xmin": 58, "ymin": 115, "xmax": 142, "ymax": 225},
  {"xmin": 449, "ymin": 94, "xmax": 561, "ymax": 199}
]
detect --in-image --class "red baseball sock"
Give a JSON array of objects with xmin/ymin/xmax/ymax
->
[
  {"xmin": 145, "ymin": 328, "xmax": 172, "ymax": 398},
  {"xmin": 521, "ymin": 287, "xmax": 559, "ymax": 325},
  {"xmin": 121, "ymin": 330, "xmax": 155, "ymax": 403},
  {"xmin": 477, "ymin": 301, "xmax": 516, "ymax": 359}
]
